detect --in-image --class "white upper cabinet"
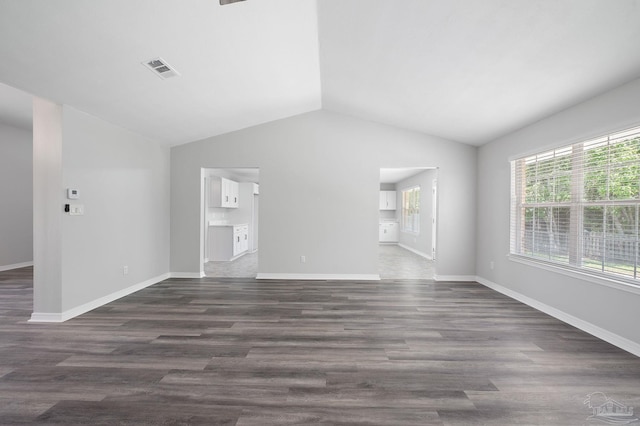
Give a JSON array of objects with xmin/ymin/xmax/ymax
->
[
  {"xmin": 210, "ymin": 176, "xmax": 239, "ymax": 208},
  {"xmin": 227, "ymin": 179, "xmax": 239, "ymax": 208},
  {"xmin": 379, "ymin": 190, "xmax": 397, "ymax": 210}
]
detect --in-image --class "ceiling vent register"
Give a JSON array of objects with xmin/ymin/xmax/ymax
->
[{"xmin": 143, "ymin": 58, "xmax": 180, "ymax": 80}]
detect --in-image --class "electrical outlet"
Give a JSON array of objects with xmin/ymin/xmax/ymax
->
[
  {"xmin": 490, "ymin": 261, "xmax": 494, "ymax": 270},
  {"xmin": 300, "ymin": 255, "xmax": 306, "ymax": 263},
  {"xmin": 123, "ymin": 265, "xmax": 129, "ymax": 275}
]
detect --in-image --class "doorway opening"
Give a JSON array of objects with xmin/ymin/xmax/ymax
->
[
  {"xmin": 378, "ymin": 168, "xmax": 437, "ymax": 279},
  {"xmin": 201, "ymin": 168, "xmax": 259, "ymax": 278}
]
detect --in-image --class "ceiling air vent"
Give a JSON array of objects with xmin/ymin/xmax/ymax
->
[
  {"xmin": 143, "ymin": 57, "xmax": 180, "ymax": 80},
  {"xmin": 220, "ymin": 0, "xmax": 246, "ymax": 5}
]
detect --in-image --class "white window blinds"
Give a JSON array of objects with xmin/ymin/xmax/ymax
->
[
  {"xmin": 510, "ymin": 125, "xmax": 640, "ymax": 283},
  {"xmin": 402, "ymin": 186, "xmax": 420, "ymax": 233}
]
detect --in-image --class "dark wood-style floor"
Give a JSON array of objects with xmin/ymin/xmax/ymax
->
[{"xmin": 1, "ymin": 267, "xmax": 640, "ymax": 425}]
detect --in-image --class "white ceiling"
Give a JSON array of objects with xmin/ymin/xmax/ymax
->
[
  {"xmin": 0, "ymin": 0, "xmax": 321, "ymax": 145},
  {"xmin": 318, "ymin": 0, "xmax": 640, "ymax": 145},
  {"xmin": 1, "ymin": 0, "xmax": 640, "ymax": 147},
  {"xmin": 206, "ymin": 167, "xmax": 260, "ymax": 183},
  {"xmin": 380, "ymin": 168, "xmax": 435, "ymax": 184}
]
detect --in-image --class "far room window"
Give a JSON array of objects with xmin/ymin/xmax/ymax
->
[
  {"xmin": 402, "ymin": 186, "xmax": 420, "ymax": 233},
  {"xmin": 510, "ymin": 124, "xmax": 640, "ymax": 284}
]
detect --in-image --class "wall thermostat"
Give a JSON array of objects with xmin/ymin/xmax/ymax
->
[{"xmin": 67, "ymin": 188, "xmax": 80, "ymax": 199}]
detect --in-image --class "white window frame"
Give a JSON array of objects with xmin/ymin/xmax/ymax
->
[{"xmin": 509, "ymin": 124, "xmax": 640, "ymax": 294}]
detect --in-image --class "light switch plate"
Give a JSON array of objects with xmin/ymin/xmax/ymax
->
[{"xmin": 69, "ymin": 204, "xmax": 84, "ymax": 215}]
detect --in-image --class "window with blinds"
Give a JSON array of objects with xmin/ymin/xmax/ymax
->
[
  {"xmin": 510, "ymin": 125, "xmax": 640, "ymax": 283},
  {"xmin": 402, "ymin": 186, "xmax": 420, "ymax": 233}
]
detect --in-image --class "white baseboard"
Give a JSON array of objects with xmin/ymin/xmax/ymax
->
[
  {"xmin": 476, "ymin": 275, "xmax": 640, "ymax": 358},
  {"xmin": 397, "ymin": 244, "xmax": 432, "ymax": 260},
  {"xmin": 29, "ymin": 272, "xmax": 170, "ymax": 323},
  {"xmin": 229, "ymin": 251, "xmax": 247, "ymax": 262},
  {"xmin": 170, "ymin": 272, "xmax": 205, "ymax": 279},
  {"xmin": 433, "ymin": 274, "xmax": 476, "ymax": 282},
  {"xmin": 256, "ymin": 273, "xmax": 381, "ymax": 281},
  {"xmin": 29, "ymin": 312, "xmax": 64, "ymax": 322},
  {"xmin": 0, "ymin": 261, "xmax": 33, "ymax": 272}
]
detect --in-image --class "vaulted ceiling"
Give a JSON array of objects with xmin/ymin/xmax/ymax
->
[{"xmin": 1, "ymin": 0, "xmax": 640, "ymax": 146}]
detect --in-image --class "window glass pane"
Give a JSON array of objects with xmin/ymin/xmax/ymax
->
[
  {"xmin": 522, "ymin": 207, "xmax": 569, "ymax": 261},
  {"xmin": 584, "ymin": 136, "xmax": 640, "ymax": 201},
  {"xmin": 525, "ymin": 175, "xmax": 537, "ymax": 203},
  {"xmin": 555, "ymin": 154, "xmax": 572, "ymax": 202},
  {"xmin": 524, "ymin": 150, "xmax": 572, "ymax": 203},
  {"xmin": 401, "ymin": 187, "xmax": 420, "ymax": 233},
  {"xmin": 609, "ymin": 165, "xmax": 639, "ymax": 200},
  {"xmin": 582, "ymin": 205, "xmax": 638, "ymax": 277},
  {"xmin": 413, "ymin": 188, "xmax": 420, "ymax": 233},
  {"xmin": 582, "ymin": 206, "xmax": 605, "ymax": 272},
  {"xmin": 603, "ymin": 205, "xmax": 637, "ymax": 278},
  {"xmin": 555, "ymin": 172, "xmax": 571, "ymax": 202},
  {"xmin": 609, "ymin": 137, "xmax": 640, "ymax": 200},
  {"xmin": 402, "ymin": 191, "xmax": 409, "ymax": 229},
  {"xmin": 523, "ymin": 207, "xmax": 534, "ymax": 256},
  {"xmin": 536, "ymin": 159, "xmax": 554, "ymax": 203},
  {"xmin": 551, "ymin": 207, "xmax": 570, "ymax": 262},
  {"xmin": 584, "ymin": 144, "xmax": 609, "ymax": 202}
]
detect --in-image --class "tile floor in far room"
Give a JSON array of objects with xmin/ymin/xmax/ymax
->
[
  {"xmin": 378, "ymin": 244, "xmax": 434, "ymax": 280},
  {"xmin": 204, "ymin": 244, "xmax": 434, "ymax": 280}
]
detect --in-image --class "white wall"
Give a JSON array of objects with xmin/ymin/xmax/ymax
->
[
  {"xmin": 33, "ymin": 98, "xmax": 63, "ymax": 314},
  {"xmin": 396, "ymin": 169, "xmax": 437, "ymax": 258},
  {"xmin": 171, "ymin": 110, "xmax": 477, "ymax": 279},
  {"xmin": 32, "ymin": 100, "xmax": 170, "ymax": 319},
  {"xmin": 60, "ymin": 107, "xmax": 170, "ymax": 312},
  {"xmin": 477, "ymin": 77, "xmax": 640, "ymax": 353},
  {"xmin": 0, "ymin": 122, "xmax": 32, "ymax": 269}
]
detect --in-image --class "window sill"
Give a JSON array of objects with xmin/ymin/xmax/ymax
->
[{"xmin": 507, "ymin": 254, "xmax": 640, "ymax": 296}]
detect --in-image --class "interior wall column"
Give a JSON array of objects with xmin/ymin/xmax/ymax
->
[{"xmin": 31, "ymin": 97, "xmax": 63, "ymax": 320}]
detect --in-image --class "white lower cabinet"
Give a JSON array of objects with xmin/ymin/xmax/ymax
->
[
  {"xmin": 233, "ymin": 224, "xmax": 249, "ymax": 256},
  {"xmin": 379, "ymin": 222, "xmax": 399, "ymax": 242},
  {"xmin": 208, "ymin": 224, "xmax": 249, "ymax": 261}
]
